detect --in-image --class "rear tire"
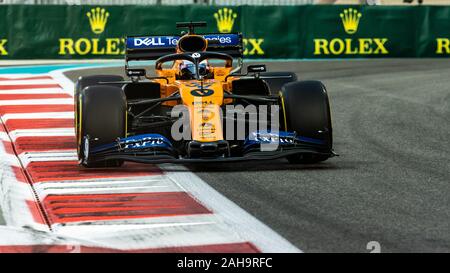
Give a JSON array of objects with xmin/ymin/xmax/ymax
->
[
  {"xmin": 280, "ymin": 80, "xmax": 333, "ymax": 164},
  {"xmin": 260, "ymin": 72, "xmax": 297, "ymax": 95},
  {"xmin": 77, "ymin": 85, "xmax": 127, "ymax": 168}
]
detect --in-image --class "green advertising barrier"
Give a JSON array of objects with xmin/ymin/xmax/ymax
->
[{"xmin": 0, "ymin": 5, "xmax": 449, "ymax": 59}]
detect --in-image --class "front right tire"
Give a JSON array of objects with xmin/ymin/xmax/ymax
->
[
  {"xmin": 77, "ymin": 85, "xmax": 127, "ymax": 168},
  {"xmin": 280, "ymin": 80, "xmax": 333, "ymax": 164}
]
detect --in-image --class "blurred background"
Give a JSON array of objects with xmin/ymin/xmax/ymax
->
[
  {"xmin": 0, "ymin": 0, "xmax": 450, "ymax": 5},
  {"xmin": 0, "ymin": 0, "xmax": 449, "ymax": 59}
]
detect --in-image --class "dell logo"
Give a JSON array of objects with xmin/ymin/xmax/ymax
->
[{"xmin": 134, "ymin": 37, "xmax": 165, "ymax": 46}]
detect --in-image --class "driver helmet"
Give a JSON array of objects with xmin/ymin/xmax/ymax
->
[{"xmin": 179, "ymin": 60, "xmax": 211, "ymax": 80}]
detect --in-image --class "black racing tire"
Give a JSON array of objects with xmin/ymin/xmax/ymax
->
[
  {"xmin": 260, "ymin": 72, "xmax": 297, "ymax": 95},
  {"xmin": 74, "ymin": 75, "xmax": 124, "ymax": 158},
  {"xmin": 280, "ymin": 80, "xmax": 333, "ymax": 164},
  {"xmin": 74, "ymin": 74, "xmax": 124, "ymax": 105},
  {"xmin": 77, "ymin": 85, "xmax": 127, "ymax": 168},
  {"xmin": 75, "ymin": 74, "xmax": 124, "ymax": 94}
]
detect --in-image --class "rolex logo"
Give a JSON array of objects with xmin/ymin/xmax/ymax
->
[
  {"xmin": 340, "ymin": 8, "xmax": 362, "ymax": 35},
  {"xmin": 86, "ymin": 7, "xmax": 109, "ymax": 34},
  {"xmin": 214, "ymin": 8, "xmax": 237, "ymax": 33}
]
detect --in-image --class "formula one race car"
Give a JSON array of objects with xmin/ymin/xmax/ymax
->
[{"xmin": 75, "ymin": 22, "xmax": 335, "ymax": 167}]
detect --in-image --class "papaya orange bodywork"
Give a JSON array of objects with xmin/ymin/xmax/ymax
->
[{"xmin": 150, "ymin": 34, "xmax": 237, "ymax": 142}]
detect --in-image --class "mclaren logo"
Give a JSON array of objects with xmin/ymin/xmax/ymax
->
[
  {"xmin": 59, "ymin": 7, "xmax": 124, "ymax": 56},
  {"xmin": 87, "ymin": 7, "xmax": 109, "ymax": 34},
  {"xmin": 0, "ymin": 39, "xmax": 7, "ymax": 55},
  {"xmin": 314, "ymin": 8, "xmax": 389, "ymax": 56},
  {"xmin": 340, "ymin": 8, "xmax": 362, "ymax": 35},
  {"xmin": 214, "ymin": 8, "xmax": 264, "ymax": 56}
]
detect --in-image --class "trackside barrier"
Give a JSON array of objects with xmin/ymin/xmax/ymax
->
[{"xmin": 0, "ymin": 5, "xmax": 449, "ymax": 59}]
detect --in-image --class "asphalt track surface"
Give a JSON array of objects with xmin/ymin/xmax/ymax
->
[{"xmin": 65, "ymin": 59, "xmax": 450, "ymax": 253}]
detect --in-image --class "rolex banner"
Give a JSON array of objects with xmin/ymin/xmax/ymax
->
[{"xmin": 0, "ymin": 5, "xmax": 449, "ymax": 59}]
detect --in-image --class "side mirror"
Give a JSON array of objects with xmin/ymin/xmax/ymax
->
[
  {"xmin": 126, "ymin": 68, "xmax": 146, "ymax": 77},
  {"xmin": 247, "ymin": 64, "xmax": 266, "ymax": 74}
]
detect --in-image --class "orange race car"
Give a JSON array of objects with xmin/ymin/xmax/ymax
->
[{"xmin": 74, "ymin": 22, "xmax": 335, "ymax": 167}]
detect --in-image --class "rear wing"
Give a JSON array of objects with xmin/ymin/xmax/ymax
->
[{"xmin": 125, "ymin": 33, "xmax": 243, "ymax": 61}]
